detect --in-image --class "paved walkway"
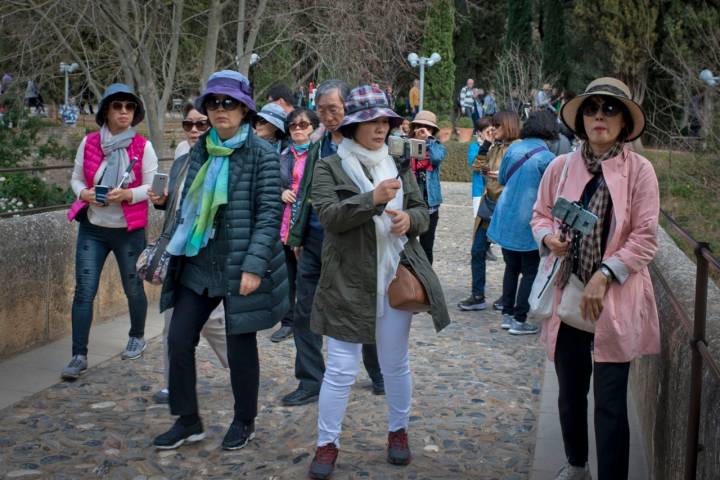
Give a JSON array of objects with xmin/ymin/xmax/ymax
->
[{"xmin": 0, "ymin": 183, "xmax": 647, "ymax": 479}]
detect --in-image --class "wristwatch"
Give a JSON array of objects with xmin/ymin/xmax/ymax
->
[{"xmin": 599, "ymin": 265, "xmax": 614, "ymax": 282}]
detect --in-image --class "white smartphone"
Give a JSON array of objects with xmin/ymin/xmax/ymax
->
[{"xmin": 151, "ymin": 173, "xmax": 168, "ymax": 195}]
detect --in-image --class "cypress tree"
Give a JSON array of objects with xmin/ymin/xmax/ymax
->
[
  {"xmin": 541, "ymin": 0, "xmax": 568, "ymax": 88},
  {"xmin": 422, "ymin": 0, "xmax": 456, "ymax": 117},
  {"xmin": 504, "ymin": 0, "xmax": 533, "ymax": 54}
]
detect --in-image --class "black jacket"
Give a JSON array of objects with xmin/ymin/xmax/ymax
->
[{"xmin": 160, "ymin": 130, "xmax": 289, "ymax": 334}]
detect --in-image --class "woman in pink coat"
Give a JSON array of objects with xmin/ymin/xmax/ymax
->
[{"xmin": 530, "ymin": 77, "xmax": 660, "ymax": 480}]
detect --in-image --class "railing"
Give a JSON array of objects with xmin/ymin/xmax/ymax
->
[
  {"xmin": 652, "ymin": 209, "xmax": 720, "ymax": 480},
  {"xmin": 0, "ymin": 159, "xmax": 174, "ymax": 218}
]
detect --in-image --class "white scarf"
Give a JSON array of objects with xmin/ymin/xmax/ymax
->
[{"xmin": 337, "ymin": 138, "xmax": 407, "ymax": 316}]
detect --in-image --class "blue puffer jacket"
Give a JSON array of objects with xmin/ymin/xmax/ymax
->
[
  {"xmin": 424, "ymin": 138, "xmax": 446, "ymax": 208},
  {"xmin": 487, "ymin": 137, "xmax": 555, "ymax": 251}
]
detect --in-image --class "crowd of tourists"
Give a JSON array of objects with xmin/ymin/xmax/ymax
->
[{"xmin": 60, "ymin": 69, "xmax": 660, "ymax": 480}]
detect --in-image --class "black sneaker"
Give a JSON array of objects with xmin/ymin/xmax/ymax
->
[
  {"xmin": 309, "ymin": 443, "xmax": 339, "ymax": 480},
  {"xmin": 372, "ymin": 379, "xmax": 385, "ymax": 396},
  {"xmin": 281, "ymin": 388, "xmax": 319, "ymax": 406},
  {"xmin": 457, "ymin": 294, "xmax": 487, "ymax": 311},
  {"xmin": 154, "ymin": 419, "xmax": 205, "ymax": 450},
  {"xmin": 270, "ymin": 325, "xmax": 293, "ymax": 343},
  {"xmin": 387, "ymin": 428, "xmax": 412, "ymax": 465},
  {"xmin": 222, "ymin": 421, "xmax": 255, "ymax": 450}
]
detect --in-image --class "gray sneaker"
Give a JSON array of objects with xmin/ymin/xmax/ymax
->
[
  {"xmin": 501, "ymin": 314, "xmax": 513, "ymax": 330},
  {"xmin": 485, "ymin": 245, "xmax": 498, "ymax": 262},
  {"xmin": 554, "ymin": 462, "xmax": 591, "ymax": 480},
  {"xmin": 61, "ymin": 355, "xmax": 88, "ymax": 380},
  {"xmin": 121, "ymin": 337, "xmax": 146, "ymax": 360},
  {"xmin": 509, "ymin": 319, "xmax": 539, "ymax": 335}
]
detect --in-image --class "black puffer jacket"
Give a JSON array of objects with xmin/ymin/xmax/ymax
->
[{"xmin": 160, "ymin": 129, "xmax": 289, "ymax": 334}]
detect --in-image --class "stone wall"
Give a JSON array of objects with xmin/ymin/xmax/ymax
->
[
  {"xmin": 0, "ymin": 209, "xmax": 163, "ymax": 359},
  {"xmin": 631, "ymin": 227, "xmax": 720, "ymax": 479}
]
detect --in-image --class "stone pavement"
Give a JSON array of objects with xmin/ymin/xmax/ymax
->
[{"xmin": 0, "ymin": 183, "xmax": 647, "ymax": 479}]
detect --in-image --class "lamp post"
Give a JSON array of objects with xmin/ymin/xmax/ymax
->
[
  {"xmin": 699, "ymin": 69, "xmax": 718, "ymax": 141},
  {"xmin": 59, "ymin": 62, "xmax": 79, "ymax": 106},
  {"xmin": 407, "ymin": 52, "xmax": 441, "ymax": 111}
]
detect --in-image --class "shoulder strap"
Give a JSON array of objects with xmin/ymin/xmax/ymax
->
[{"xmin": 505, "ymin": 146, "xmax": 548, "ymax": 182}]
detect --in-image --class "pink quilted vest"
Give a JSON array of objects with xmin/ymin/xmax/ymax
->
[{"xmin": 67, "ymin": 131, "xmax": 148, "ymax": 231}]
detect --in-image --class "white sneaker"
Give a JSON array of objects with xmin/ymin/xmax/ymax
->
[{"xmin": 554, "ymin": 462, "xmax": 591, "ymax": 480}]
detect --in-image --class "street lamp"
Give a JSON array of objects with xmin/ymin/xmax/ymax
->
[
  {"xmin": 700, "ymin": 69, "xmax": 718, "ymax": 87},
  {"xmin": 59, "ymin": 62, "xmax": 79, "ymax": 106},
  {"xmin": 407, "ymin": 52, "xmax": 441, "ymax": 111}
]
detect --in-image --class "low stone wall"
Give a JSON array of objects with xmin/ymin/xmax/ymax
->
[
  {"xmin": 0, "ymin": 209, "xmax": 163, "ymax": 359},
  {"xmin": 631, "ymin": 227, "xmax": 720, "ymax": 479}
]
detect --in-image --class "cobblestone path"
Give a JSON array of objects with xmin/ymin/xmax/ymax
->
[{"xmin": 0, "ymin": 183, "xmax": 546, "ymax": 480}]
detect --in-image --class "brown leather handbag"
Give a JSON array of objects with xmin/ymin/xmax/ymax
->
[{"xmin": 388, "ymin": 264, "xmax": 431, "ymax": 312}]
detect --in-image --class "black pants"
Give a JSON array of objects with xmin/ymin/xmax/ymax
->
[
  {"xmin": 419, "ymin": 210, "xmax": 439, "ymax": 264},
  {"xmin": 500, "ymin": 248, "xmax": 539, "ymax": 323},
  {"xmin": 292, "ymin": 227, "xmax": 383, "ymax": 393},
  {"xmin": 281, "ymin": 245, "xmax": 298, "ymax": 328},
  {"xmin": 555, "ymin": 322, "xmax": 631, "ymax": 480},
  {"xmin": 168, "ymin": 285, "xmax": 258, "ymax": 424}
]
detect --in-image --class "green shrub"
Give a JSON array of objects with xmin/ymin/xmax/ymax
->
[
  {"xmin": 457, "ymin": 117, "xmax": 474, "ymax": 128},
  {"xmin": 439, "ymin": 140, "xmax": 472, "ymax": 182}
]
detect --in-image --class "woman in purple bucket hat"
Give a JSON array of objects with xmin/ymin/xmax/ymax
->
[
  {"xmin": 306, "ymin": 85, "xmax": 450, "ymax": 479},
  {"xmin": 153, "ymin": 70, "xmax": 289, "ymax": 452}
]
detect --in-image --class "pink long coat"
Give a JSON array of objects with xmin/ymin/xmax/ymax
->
[{"xmin": 530, "ymin": 147, "xmax": 661, "ymax": 363}]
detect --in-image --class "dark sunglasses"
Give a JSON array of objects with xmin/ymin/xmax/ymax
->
[
  {"xmin": 205, "ymin": 96, "xmax": 241, "ymax": 112},
  {"xmin": 110, "ymin": 100, "xmax": 137, "ymax": 112},
  {"xmin": 288, "ymin": 121, "xmax": 311, "ymax": 131},
  {"xmin": 182, "ymin": 120, "xmax": 209, "ymax": 132},
  {"xmin": 581, "ymin": 97, "xmax": 623, "ymax": 117}
]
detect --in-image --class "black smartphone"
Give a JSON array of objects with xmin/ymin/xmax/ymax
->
[{"xmin": 94, "ymin": 185, "xmax": 109, "ymax": 205}]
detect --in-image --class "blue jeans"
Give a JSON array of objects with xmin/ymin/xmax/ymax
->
[
  {"xmin": 71, "ymin": 219, "xmax": 147, "ymax": 356},
  {"xmin": 470, "ymin": 225, "xmax": 488, "ymax": 297}
]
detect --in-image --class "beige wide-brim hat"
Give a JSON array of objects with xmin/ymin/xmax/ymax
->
[
  {"xmin": 411, "ymin": 110, "xmax": 439, "ymax": 132},
  {"xmin": 560, "ymin": 77, "xmax": 646, "ymax": 141}
]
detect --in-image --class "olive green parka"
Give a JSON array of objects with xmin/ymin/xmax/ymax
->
[{"xmin": 309, "ymin": 153, "xmax": 450, "ymax": 343}]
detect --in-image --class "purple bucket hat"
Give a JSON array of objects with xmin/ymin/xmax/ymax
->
[
  {"xmin": 195, "ymin": 70, "xmax": 256, "ymax": 115},
  {"xmin": 338, "ymin": 85, "xmax": 403, "ymax": 129}
]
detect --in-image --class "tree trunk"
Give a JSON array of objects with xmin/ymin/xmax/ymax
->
[{"xmin": 200, "ymin": 0, "xmax": 223, "ymax": 90}]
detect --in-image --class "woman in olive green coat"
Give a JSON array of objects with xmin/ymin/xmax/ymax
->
[{"xmin": 307, "ymin": 85, "xmax": 450, "ymax": 480}]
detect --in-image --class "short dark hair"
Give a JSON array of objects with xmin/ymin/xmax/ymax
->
[
  {"xmin": 182, "ymin": 101, "xmax": 197, "ymax": 119},
  {"xmin": 520, "ymin": 110, "xmax": 559, "ymax": 140},
  {"xmin": 338, "ymin": 122, "xmax": 359, "ymax": 139},
  {"xmin": 475, "ymin": 117, "xmax": 493, "ymax": 132},
  {"xmin": 573, "ymin": 96, "xmax": 634, "ymax": 142},
  {"xmin": 286, "ymin": 108, "xmax": 320, "ymax": 131},
  {"xmin": 267, "ymin": 84, "xmax": 294, "ymax": 105}
]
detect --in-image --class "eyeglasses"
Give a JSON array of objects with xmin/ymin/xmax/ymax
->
[
  {"xmin": 182, "ymin": 120, "xmax": 209, "ymax": 132},
  {"xmin": 581, "ymin": 97, "xmax": 623, "ymax": 118},
  {"xmin": 205, "ymin": 96, "xmax": 241, "ymax": 112},
  {"xmin": 288, "ymin": 121, "xmax": 311, "ymax": 131},
  {"xmin": 110, "ymin": 101, "xmax": 137, "ymax": 112}
]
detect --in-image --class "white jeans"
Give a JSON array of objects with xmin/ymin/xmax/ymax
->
[
  {"xmin": 317, "ymin": 299, "xmax": 412, "ymax": 447},
  {"xmin": 162, "ymin": 303, "xmax": 228, "ymax": 386}
]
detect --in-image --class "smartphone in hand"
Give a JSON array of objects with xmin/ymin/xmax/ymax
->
[
  {"xmin": 94, "ymin": 185, "xmax": 109, "ymax": 205},
  {"xmin": 151, "ymin": 173, "xmax": 169, "ymax": 196}
]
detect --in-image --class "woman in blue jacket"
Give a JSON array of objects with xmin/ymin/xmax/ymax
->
[
  {"xmin": 409, "ymin": 110, "xmax": 446, "ymax": 264},
  {"xmin": 487, "ymin": 110, "xmax": 557, "ymax": 335}
]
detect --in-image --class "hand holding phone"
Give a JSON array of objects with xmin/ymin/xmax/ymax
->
[
  {"xmin": 151, "ymin": 173, "xmax": 169, "ymax": 196},
  {"xmin": 94, "ymin": 185, "xmax": 109, "ymax": 205}
]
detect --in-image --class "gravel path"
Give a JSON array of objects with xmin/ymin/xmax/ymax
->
[{"xmin": 0, "ymin": 182, "xmax": 546, "ymax": 480}]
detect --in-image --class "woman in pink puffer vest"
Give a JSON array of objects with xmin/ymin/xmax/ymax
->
[{"xmin": 62, "ymin": 83, "xmax": 158, "ymax": 380}]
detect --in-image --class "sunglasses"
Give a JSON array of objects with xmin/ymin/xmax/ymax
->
[
  {"xmin": 182, "ymin": 120, "xmax": 209, "ymax": 132},
  {"xmin": 205, "ymin": 96, "xmax": 241, "ymax": 112},
  {"xmin": 110, "ymin": 101, "xmax": 137, "ymax": 112},
  {"xmin": 288, "ymin": 121, "xmax": 312, "ymax": 131},
  {"xmin": 581, "ymin": 97, "xmax": 623, "ymax": 117}
]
